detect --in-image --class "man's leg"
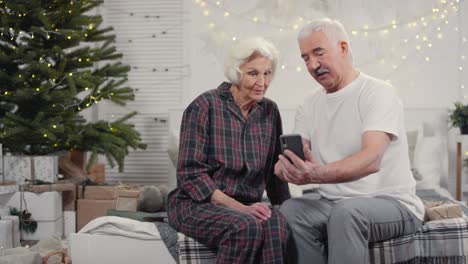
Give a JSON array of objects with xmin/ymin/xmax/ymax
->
[
  {"xmin": 327, "ymin": 196, "xmax": 423, "ymax": 264},
  {"xmin": 280, "ymin": 193, "xmax": 334, "ymax": 264}
]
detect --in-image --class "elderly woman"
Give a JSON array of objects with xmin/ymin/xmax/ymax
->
[{"xmin": 167, "ymin": 37, "xmax": 291, "ymax": 264}]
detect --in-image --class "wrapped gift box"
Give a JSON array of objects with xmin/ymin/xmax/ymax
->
[
  {"xmin": 0, "ymin": 216, "xmax": 20, "ymax": 249},
  {"xmin": 0, "ymin": 181, "xmax": 17, "ymax": 195},
  {"xmin": 78, "ymin": 185, "xmax": 116, "ymax": 200},
  {"xmin": 22, "ymin": 182, "xmax": 77, "ymax": 211},
  {"xmin": 115, "ymin": 188, "xmax": 139, "ymax": 212},
  {"xmin": 4, "ymin": 191, "xmax": 63, "ymax": 240},
  {"xmin": 77, "ymin": 199, "xmax": 115, "ymax": 232},
  {"xmin": 3, "ymin": 155, "xmax": 58, "ymax": 184},
  {"xmin": 88, "ymin": 163, "xmax": 105, "ymax": 184}
]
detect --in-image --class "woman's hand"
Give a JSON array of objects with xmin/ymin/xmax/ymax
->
[
  {"xmin": 211, "ymin": 190, "xmax": 271, "ymax": 221},
  {"xmin": 238, "ymin": 202, "xmax": 271, "ymax": 221}
]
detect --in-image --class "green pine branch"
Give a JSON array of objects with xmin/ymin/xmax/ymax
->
[{"xmin": 0, "ymin": 0, "xmax": 146, "ymax": 171}]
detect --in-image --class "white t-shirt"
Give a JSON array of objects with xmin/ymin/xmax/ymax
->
[{"xmin": 294, "ymin": 73, "xmax": 424, "ymax": 220}]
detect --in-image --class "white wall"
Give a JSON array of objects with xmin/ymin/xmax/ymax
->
[{"xmin": 185, "ymin": 0, "xmax": 467, "ymax": 109}]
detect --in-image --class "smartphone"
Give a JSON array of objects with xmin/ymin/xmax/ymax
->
[{"xmin": 280, "ymin": 134, "xmax": 305, "ymax": 160}]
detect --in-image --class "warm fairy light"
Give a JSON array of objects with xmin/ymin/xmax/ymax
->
[
  {"xmin": 296, "ymin": 66, "xmax": 302, "ymax": 72},
  {"xmin": 52, "ymin": 125, "xmax": 57, "ymax": 129},
  {"xmin": 232, "ymin": 36, "xmax": 237, "ymax": 41},
  {"xmin": 208, "ymin": 22, "xmax": 215, "ymax": 28},
  {"xmin": 425, "ymin": 57, "xmax": 430, "ymax": 61},
  {"xmin": 459, "ymin": 66, "xmax": 464, "ymax": 71},
  {"xmin": 35, "ymin": 88, "xmax": 40, "ymax": 92},
  {"xmin": 224, "ymin": 11, "xmax": 229, "ymax": 17},
  {"xmin": 203, "ymin": 10, "xmax": 209, "ymax": 16},
  {"xmin": 292, "ymin": 24, "xmax": 299, "ymax": 30},
  {"xmin": 78, "ymin": 58, "xmax": 82, "ymax": 62},
  {"xmin": 43, "ymin": 133, "xmax": 48, "ymax": 138},
  {"xmin": 67, "ymin": 36, "xmax": 72, "ymax": 40},
  {"xmin": 437, "ymin": 33, "xmax": 443, "ymax": 39},
  {"xmin": 281, "ymin": 65, "xmax": 286, "ymax": 70},
  {"xmin": 252, "ymin": 16, "xmax": 259, "ymax": 22},
  {"xmin": 351, "ymin": 30, "xmax": 358, "ymax": 35},
  {"xmin": 69, "ymin": 73, "xmax": 73, "ymax": 76},
  {"xmin": 416, "ymin": 45, "xmax": 421, "ymax": 50}
]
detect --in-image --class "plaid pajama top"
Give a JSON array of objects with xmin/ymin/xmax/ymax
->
[{"xmin": 168, "ymin": 82, "xmax": 290, "ymax": 206}]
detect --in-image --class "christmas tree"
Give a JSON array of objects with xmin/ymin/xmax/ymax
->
[{"xmin": 0, "ymin": 0, "xmax": 146, "ymax": 172}]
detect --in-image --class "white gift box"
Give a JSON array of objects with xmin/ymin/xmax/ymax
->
[
  {"xmin": 0, "ymin": 216, "xmax": 20, "ymax": 249},
  {"xmin": 0, "ymin": 218, "xmax": 14, "ymax": 249},
  {"xmin": 70, "ymin": 233, "xmax": 175, "ymax": 264},
  {"xmin": 4, "ymin": 191, "xmax": 63, "ymax": 240},
  {"xmin": 64, "ymin": 211, "xmax": 76, "ymax": 238},
  {"xmin": 3, "ymin": 155, "xmax": 58, "ymax": 184}
]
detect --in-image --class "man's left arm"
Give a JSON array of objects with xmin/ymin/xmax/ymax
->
[{"xmin": 277, "ymin": 130, "xmax": 392, "ymax": 184}]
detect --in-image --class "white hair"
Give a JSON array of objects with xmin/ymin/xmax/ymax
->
[
  {"xmin": 298, "ymin": 18, "xmax": 353, "ymax": 60},
  {"xmin": 224, "ymin": 37, "xmax": 279, "ymax": 85}
]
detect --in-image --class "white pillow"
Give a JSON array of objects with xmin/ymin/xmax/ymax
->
[
  {"xmin": 413, "ymin": 124, "xmax": 447, "ymax": 188},
  {"xmin": 167, "ymin": 131, "xmax": 179, "ymax": 167},
  {"xmin": 406, "ymin": 130, "xmax": 418, "ymax": 169}
]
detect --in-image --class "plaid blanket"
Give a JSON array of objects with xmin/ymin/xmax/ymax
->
[{"xmin": 178, "ymin": 217, "xmax": 468, "ymax": 264}]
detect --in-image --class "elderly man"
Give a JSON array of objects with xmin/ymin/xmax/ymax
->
[{"xmin": 276, "ymin": 18, "xmax": 424, "ymax": 264}]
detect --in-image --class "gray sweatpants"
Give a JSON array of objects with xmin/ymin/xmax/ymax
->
[{"xmin": 279, "ymin": 192, "xmax": 423, "ymax": 264}]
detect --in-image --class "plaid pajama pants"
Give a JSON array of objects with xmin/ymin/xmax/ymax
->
[{"xmin": 168, "ymin": 199, "xmax": 289, "ymax": 264}]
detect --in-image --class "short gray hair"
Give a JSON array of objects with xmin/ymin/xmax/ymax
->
[
  {"xmin": 298, "ymin": 18, "xmax": 352, "ymax": 59},
  {"xmin": 224, "ymin": 37, "xmax": 279, "ymax": 85}
]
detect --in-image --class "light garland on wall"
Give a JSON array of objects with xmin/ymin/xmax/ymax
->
[
  {"xmin": 195, "ymin": 0, "xmax": 461, "ymax": 72},
  {"xmin": 193, "ymin": 0, "xmax": 467, "ymax": 98}
]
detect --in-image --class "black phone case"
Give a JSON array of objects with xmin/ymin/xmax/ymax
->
[{"xmin": 280, "ymin": 134, "xmax": 305, "ymax": 160}]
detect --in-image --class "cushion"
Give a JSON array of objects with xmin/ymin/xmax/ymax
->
[
  {"xmin": 406, "ymin": 130, "xmax": 418, "ymax": 169},
  {"xmin": 413, "ymin": 124, "xmax": 447, "ymax": 188},
  {"xmin": 167, "ymin": 131, "xmax": 179, "ymax": 167}
]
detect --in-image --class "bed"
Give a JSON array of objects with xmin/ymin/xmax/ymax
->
[{"xmin": 173, "ymin": 188, "xmax": 468, "ymax": 264}]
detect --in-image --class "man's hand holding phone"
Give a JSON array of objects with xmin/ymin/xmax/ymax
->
[{"xmin": 275, "ymin": 134, "xmax": 323, "ymax": 185}]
